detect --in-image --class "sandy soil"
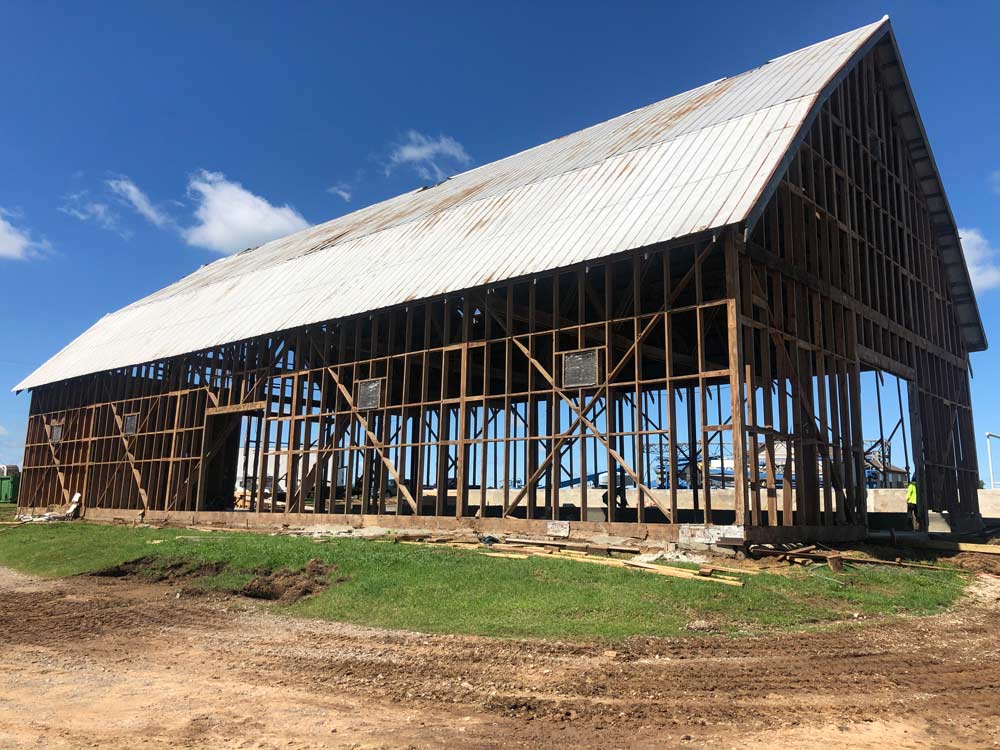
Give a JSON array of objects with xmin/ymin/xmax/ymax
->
[{"xmin": 1, "ymin": 566, "xmax": 999, "ymax": 749}]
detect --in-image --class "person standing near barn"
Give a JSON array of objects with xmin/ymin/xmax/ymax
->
[{"xmin": 906, "ymin": 475, "xmax": 921, "ymax": 531}]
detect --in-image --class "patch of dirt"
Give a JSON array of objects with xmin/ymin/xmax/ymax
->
[
  {"xmin": 90, "ymin": 556, "xmax": 341, "ymax": 603},
  {"xmin": 837, "ymin": 542, "xmax": 1000, "ymax": 575},
  {"xmin": 240, "ymin": 558, "xmax": 341, "ymax": 603},
  {"xmin": 91, "ymin": 556, "xmax": 226, "ymax": 583},
  {"xmin": 0, "ymin": 566, "xmax": 998, "ymax": 749},
  {"xmin": 948, "ymin": 552, "xmax": 1000, "ymax": 575}
]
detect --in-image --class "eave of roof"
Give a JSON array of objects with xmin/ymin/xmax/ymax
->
[{"xmin": 878, "ymin": 30, "xmax": 987, "ymax": 352}]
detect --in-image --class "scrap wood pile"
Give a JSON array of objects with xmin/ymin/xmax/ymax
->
[
  {"xmin": 5, "ymin": 498, "xmax": 80, "ymax": 527},
  {"xmin": 747, "ymin": 543, "xmax": 955, "ymax": 572},
  {"xmin": 388, "ymin": 533, "xmax": 753, "ymax": 587}
]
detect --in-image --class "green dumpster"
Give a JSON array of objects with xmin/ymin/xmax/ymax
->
[{"xmin": 0, "ymin": 474, "xmax": 19, "ymax": 504}]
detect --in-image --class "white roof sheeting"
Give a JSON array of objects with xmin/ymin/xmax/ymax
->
[{"xmin": 15, "ymin": 17, "xmax": 981, "ymax": 391}]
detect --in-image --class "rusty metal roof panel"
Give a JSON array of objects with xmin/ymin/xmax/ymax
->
[{"xmin": 26, "ymin": 17, "xmax": 969, "ymax": 391}]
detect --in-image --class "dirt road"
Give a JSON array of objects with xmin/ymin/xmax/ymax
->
[{"xmin": 1, "ymin": 566, "xmax": 999, "ymax": 749}]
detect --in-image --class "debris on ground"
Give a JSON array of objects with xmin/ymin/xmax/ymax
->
[
  {"xmin": 684, "ymin": 619, "xmax": 718, "ymax": 633},
  {"xmin": 748, "ymin": 544, "xmax": 962, "ymax": 572},
  {"xmin": 388, "ymin": 534, "xmax": 748, "ymax": 586},
  {"xmin": 13, "ymin": 496, "xmax": 80, "ymax": 524}
]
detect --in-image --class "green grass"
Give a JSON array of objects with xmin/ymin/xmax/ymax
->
[
  {"xmin": 0, "ymin": 502, "xmax": 16, "ymax": 522},
  {"xmin": 0, "ymin": 521, "xmax": 969, "ymax": 640}
]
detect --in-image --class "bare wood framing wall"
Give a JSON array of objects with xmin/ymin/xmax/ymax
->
[
  {"xmin": 742, "ymin": 45, "xmax": 978, "ymax": 529},
  {"xmin": 19, "ymin": 45, "xmax": 980, "ymax": 537},
  {"xmin": 22, "ymin": 234, "xmax": 746, "ymax": 526}
]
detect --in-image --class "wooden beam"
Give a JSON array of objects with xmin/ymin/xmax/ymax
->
[
  {"xmin": 507, "ymin": 337, "xmax": 670, "ymax": 519},
  {"xmin": 326, "ymin": 367, "xmax": 418, "ymax": 514}
]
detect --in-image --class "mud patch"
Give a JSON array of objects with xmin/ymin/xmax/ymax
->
[
  {"xmin": 949, "ymin": 553, "xmax": 1000, "ymax": 576},
  {"xmin": 91, "ymin": 556, "xmax": 226, "ymax": 583},
  {"xmin": 240, "ymin": 558, "xmax": 340, "ymax": 603},
  {"xmin": 92, "ymin": 556, "xmax": 341, "ymax": 604}
]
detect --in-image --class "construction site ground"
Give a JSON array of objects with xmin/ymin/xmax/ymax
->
[{"xmin": 1, "ymin": 563, "xmax": 999, "ymax": 750}]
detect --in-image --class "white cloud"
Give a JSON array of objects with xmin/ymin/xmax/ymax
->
[
  {"xmin": 107, "ymin": 176, "xmax": 171, "ymax": 228},
  {"xmin": 327, "ymin": 182, "xmax": 353, "ymax": 202},
  {"xmin": 0, "ymin": 208, "xmax": 49, "ymax": 260},
  {"xmin": 60, "ymin": 191, "xmax": 130, "ymax": 238},
  {"xmin": 386, "ymin": 130, "xmax": 472, "ymax": 182},
  {"xmin": 182, "ymin": 170, "xmax": 310, "ymax": 255},
  {"xmin": 959, "ymin": 227, "xmax": 1000, "ymax": 293},
  {"xmin": 0, "ymin": 425, "xmax": 8, "ymax": 436}
]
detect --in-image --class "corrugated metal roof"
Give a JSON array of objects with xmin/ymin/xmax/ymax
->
[{"xmin": 15, "ymin": 16, "xmax": 981, "ymax": 391}]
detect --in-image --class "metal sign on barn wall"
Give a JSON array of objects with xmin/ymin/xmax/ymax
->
[
  {"xmin": 356, "ymin": 379, "xmax": 382, "ymax": 410},
  {"xmin": 563, "ymin": 349, "xmax": 600, "ymax": 388}
]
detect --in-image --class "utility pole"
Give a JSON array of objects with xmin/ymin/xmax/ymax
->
[{"xmin": 987, "ymin": 433, "xmax": 1000, "ymax": 489}]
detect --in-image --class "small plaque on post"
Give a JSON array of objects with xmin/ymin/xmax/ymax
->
[{"xmin": 563, "ymin": 349, "xmax": 599, "ymax": 388}]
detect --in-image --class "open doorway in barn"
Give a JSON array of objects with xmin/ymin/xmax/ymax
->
[
  {"xmin": 199, "ymin": 406, "xmax": 266, "ymax": 512},
  {"xmin": 858, "ymin": 366, "xmax": 920, "ymax": 531}
]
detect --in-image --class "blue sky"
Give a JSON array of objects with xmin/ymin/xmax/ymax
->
[{"xmin": 1, "ymin": 1, "xmax": 998, "ymax": 481}]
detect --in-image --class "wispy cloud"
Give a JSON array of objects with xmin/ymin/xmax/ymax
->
[
  {"xmin": 327, "ymin": 182, "xmax": 353, "ymax": 203},
  {"xmin": 990, "ymin": 170, "xmax": 1000, "ymax": 196},
  {"xmin": 107, "ymin": 176, "xmax": 172, "ymax": 228},
  {"xmin": 182, "ymin": 170, "xmax": 310, "ymax": 254},
  {"xmin": 60, "ymin": 190, "xmax": 130, "ymax": 238},
  {"xmin": 0, "ymin": 425, "xmax": 8, "ymax": 436},
  {"xmin": 0, "ymin": 208, "xmax": 50, "ymax": 261},
  {"xmin": 61, "ymin": 170, "xmax": 310, "ymax": 255},
  {"xmin": 959, "ymin": 227, "xmax": 1000, "ymax": 293},
  {"xmin": 386, "ymin": 130, "xmax": 472, "ymax": 182}
]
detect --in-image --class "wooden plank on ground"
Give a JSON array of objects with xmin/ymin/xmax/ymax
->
[
  {"xmin": 918, "ymin": 540, "xmax": 1000, "ymax": 556},
  {"xmin": 482, "ymin": 552, "xmax": 530, "ymax": 559},
  {"xmin": 623, "ymin": 560, "xmax": 744, "ymax": 586},
  {"xmin": 698, "ymin": 564, "xmax": 761, "ymax": 577}
]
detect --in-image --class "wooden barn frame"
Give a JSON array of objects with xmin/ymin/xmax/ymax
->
[{"xmin": 15, "ymin": 21, "xmax": 985, "ymax": 544}]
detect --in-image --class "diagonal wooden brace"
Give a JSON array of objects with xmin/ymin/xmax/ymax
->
[
  {"xmin": 42, "ymin": 421, "xmax": 72, "ymax": 505},
  {"xmin": 497, "ymin": 240, "xmax": 718, "ymax": 519},
  {"xmin": 506, "ymin": 337, "xmax": 670, "ymax": 520},
  {"xmin": 326, "ymin": 368, "xmax": 418, "ymax": 514},
  {"xmin": 503, "ymin": 313, "xmax": 666, "ymax": 516},
  {"xmin": 109, "ymin": 402, "xmax": 152, "ymax": 513}
]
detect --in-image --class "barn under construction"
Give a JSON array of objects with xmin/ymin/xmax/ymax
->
[{"xmin": 14, "ymin": 18, "xmax": 986, "ymax": 544}]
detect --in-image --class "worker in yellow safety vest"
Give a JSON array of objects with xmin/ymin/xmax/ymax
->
[{"xmin": 906, "ymin": 476, "xmax": 920, "ymax": 531}]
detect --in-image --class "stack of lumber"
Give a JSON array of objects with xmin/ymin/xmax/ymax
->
[{"xmin": 747, "ymin": 544, "xmax": 955, "ymax": 571}]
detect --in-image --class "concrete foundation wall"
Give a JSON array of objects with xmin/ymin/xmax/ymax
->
[{"xmin": 869, "ymin": 488, "xmax": 998, "ymax": 519}]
